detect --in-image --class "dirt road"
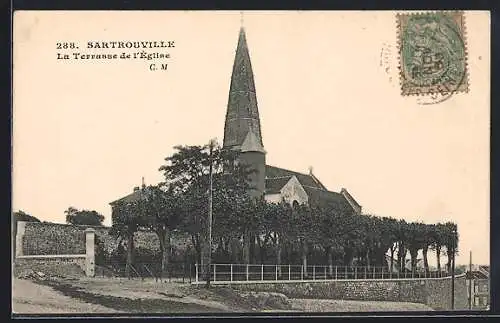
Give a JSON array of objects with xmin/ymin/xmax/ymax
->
[
  {"xmin": 12, "ymin": 278, "xmax": 118, "ymax": 314},
  {"xmin": 12, "ymin": 277, "xmax": 434, "ymax": 314}
]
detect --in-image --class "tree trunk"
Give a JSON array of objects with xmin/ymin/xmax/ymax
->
[
  {"xmin": 396, "ymin": 242, "xmax": 402, "ymax": 273},
  {"xmin": 423, "ymin": 246, "xmax": 429, "ymax": 275},
  {"xmin": 410, "ymin": 249, "xmax": 417, "ymax": 276},
  {"xmin": 243, "ymin": 232, "xmax": 250, "ymax": 264},
  {"xmin": 344, "ymin": 246, "xmax": 354, "ymax": 267},
  {"xmin": 161, "ymin": 227, "xmax": 171, "ymax": 278},
  {"xmin": 366, "ymin": 249, "xmax": 371, "ymax": 269},
  {"xmin": 446, "ymin": 249, "xmax": 453, "ymax": 274},
  {"xmin": 275, "ymin": 233, "xmax": 282, "ymax": 276},
  {"xmin": 436, "ymin": 246, "xmax": 441, "ymax": 273},
  {"xmin": 398, "ymin": 243, "xmax": 407, "ymax": 272},
  {"xmin": 258, "ymin": 236, "xmax": 266, "ymax": 264},
  {"xmin": 301, "ymin": 241, "xmax": 308, "ymax": 277},
  {"xmin": 126, "ymin": 231, "xmax": 134, "ymax": 278},
  {"xmin": 327, "ymin": 247, "xmax": 334, "ymax": 277},
  {"xmin": 199, "ymin": 231, "xmax": 210, "ymax": 282},
  {"xmin": 191, "ymin": 234, "xmax": 201, "ymax": 266},
  {"xmin": 251, "ymin": 234, "xmax": 259, "ymax": 264},
  {"xmin": 229, "ymin": 237, "xmax": 239, "ymax": 263},
  {"xmin": 390, "ymin": 246, "xmax": 395, "ymax": 275}
]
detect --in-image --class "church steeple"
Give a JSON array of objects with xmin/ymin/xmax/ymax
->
[{"xmin": 223, "ymin": 26, "xmax": 263, "ymax": 150}]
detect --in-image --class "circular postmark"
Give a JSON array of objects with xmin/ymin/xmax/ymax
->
[{"xmin": 400, "ymin": 13, "xmax": 468, "ymax": 105}]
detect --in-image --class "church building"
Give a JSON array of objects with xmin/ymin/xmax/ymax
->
[{"xmin": 111, "ymin": 27, "xmax": 362, "ymax": 216}]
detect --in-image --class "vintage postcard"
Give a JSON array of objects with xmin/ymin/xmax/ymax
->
[{"xmin": 12, "ymin": 11, "xmax": 490, "ymax": 315}]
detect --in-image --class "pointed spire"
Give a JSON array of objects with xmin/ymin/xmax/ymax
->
[
  {"xmin": 141, "ymin": 177, "xmax": 145, "ymax": 188},
  {"xmin": 223, "ymin": 26, "xmax": 263, "ymax": 150}
]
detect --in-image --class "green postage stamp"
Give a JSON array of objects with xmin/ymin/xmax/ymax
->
[{"xmin": 397, "ymin": 11, "xmax": 469, "ymax": 97}]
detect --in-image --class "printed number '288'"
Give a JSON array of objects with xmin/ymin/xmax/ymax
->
[{"xmin": 56, "ymin": 42, "xmax": 77, "ymax": 49}]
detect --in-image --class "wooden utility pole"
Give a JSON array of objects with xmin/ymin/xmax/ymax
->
[
  {"xmin": 451, "ymin": 227, "xmax": 457, "ymax": 310},
  {"xmin": 469, "ymin": 250, "xmax": 473, "ymax": 310},
  {"xmin": 206, "ymin": 139, "xmax": 216, "ymax": 287}
]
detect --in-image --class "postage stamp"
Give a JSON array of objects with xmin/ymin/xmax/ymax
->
[{"xmin": 397, "ymin": 11, "xmax": 469, "ymax": 98}]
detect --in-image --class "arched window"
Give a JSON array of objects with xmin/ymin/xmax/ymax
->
[{"xmin": 292, "ymin": 200, "xmax": 299, "ymax": 209}]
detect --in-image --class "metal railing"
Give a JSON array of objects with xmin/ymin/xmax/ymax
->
[
  {"xmin": 194, "ymin": 264, "xmax": 451, "ymax": 283},
  {"xmin": 95, "ymin": 262, "xmax": 194, "ymax": 283}
]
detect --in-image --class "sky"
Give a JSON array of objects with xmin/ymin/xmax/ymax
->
[{"xmin": 13, "ymin": 11, "xmax": 490, "ymax": 266}]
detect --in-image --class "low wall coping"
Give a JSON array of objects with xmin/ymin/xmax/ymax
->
[{"xmin": 17, "ymin": 254, "xmax": 86, "ymax": 259}]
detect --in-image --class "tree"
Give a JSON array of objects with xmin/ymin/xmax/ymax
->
[
  {"xmin": 316, "ymin": 202, "xmax": 354, "ymax": 274},
  {"xmin": 443, "ymin": 221, "xmax": 459, "ymax": 274},
  {"xmin": 378, "ymin": 217, "xmax": 399, "ymax": 273},
  {"xmin": 431, "ymin": 222, "xmax": 446, "ymax": 273},
  {"xmin": 358, "ymin": 214, "xmax": 382, "ymax": 268},
  {"xmin": 421, "ymin": 223, "xmax": 435, "ymax": 275},
  {"xmin": 65, "ymin": 207, "xmax": 105, "ymax": 226},
  {"xmin": 139, "ymin": 185, "xmax": 181, "ymax": 278},
  {"xmin": 342, "ymin": 212, "xmax": 365, "ymax": 267},
  {"xmin": 406, "ymin": 222, "xmax": 427, "ymax": 275},
  {"xmin": 395, "ymin": 220, "xmax": 409, "ymax": 272},
  {"xmin": 14, "ymin": 210, "xmax": 41, "ymax": 223},
  {"xmin": 110, "ymin": 199, "xmax": 149, "ymax": 277},
  {"xmin": 159, "ymin": 143, "xmax": 253, "ymax": 269}
]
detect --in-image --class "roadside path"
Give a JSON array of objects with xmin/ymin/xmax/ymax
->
[{"xmin": 12, "ymin": 278, "xmax": 118, "ymax": 314}]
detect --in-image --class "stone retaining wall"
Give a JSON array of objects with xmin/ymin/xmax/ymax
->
[
  {"xmin": 226, "ymin": 275, "xmax": 468, "ymax": 310},
  {"xmin": 14, "ymin": 256, "xmax": 87, "ymax": 278}
]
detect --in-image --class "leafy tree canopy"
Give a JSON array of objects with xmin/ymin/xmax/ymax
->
[
  {"xmin": 65, "ymin": 207, "xmax": 105, "ymax": 226},
  {"xmin": 13, "ymin": 210, "xmax": 41, "ymax": 223}
]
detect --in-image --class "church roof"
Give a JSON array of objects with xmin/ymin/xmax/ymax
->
[
  {"xmin": 265, "ymin": 176, "xmax": 293, "ymax": 194},
  {"xmin": 240, "ymin": 129, "xmax": 266, "ymax": 153},
  {"xmin": 302, "ymin": 186, "xmax": 353, "ymax": 211},
  {"xmin": 264, "ymin": 165, "xmax": 360, "ymax": 213},
  {"xmin": 265, "ymin": 165, "xmax": 326, "ymax": 190},
  {"xmin": 223, "ymin": 27, "xmax": 263, "ymax": 149}
]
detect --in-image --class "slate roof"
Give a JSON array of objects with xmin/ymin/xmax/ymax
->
[
  {"xmin": 302, "ymin": 186, "xmax": 352, "ymax": 210},
  {"xmin": 223, "ymin": 27, "xmax": 263, "ymax": 149},
  {"xmin": 341, "ymin": 188, "xmax": 361, "ymax": 209},
  {"xmin": 109, "ymin": 186, "xmax": 150, "ymax": 206},
  {"xmin": 265, "ymin": 165, "xmax": 325, "ymax": 190},
  {"xmin": 240, "ymin": 129, "xmax": 266, "ymax": 153},
  {"xmin": 265, "ymin": 176, "xmax": 293, "ymax": 194}
]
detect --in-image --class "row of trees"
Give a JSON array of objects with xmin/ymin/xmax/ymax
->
[{"xmin": 110, "ymin": 142, "xmax": 459, "ymax": 278}]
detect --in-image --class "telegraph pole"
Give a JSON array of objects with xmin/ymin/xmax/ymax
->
[
  {"xmin": 206, "ymin": 139, "xmax": 216, "ymax": 288},
  {"xmin": 469, "ymin": 250, "xmax": 473, "ymax": 310},
  {"xmin": 451, "ymin": 227, "xmax": 457, "ymax": 310}
]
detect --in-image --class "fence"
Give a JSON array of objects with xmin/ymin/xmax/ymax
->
[
  {"xmin": 95, "ymin": 262, "xmax": 195, "ymax": 283},
  {"xmin": 194, "ymin": 264, "xmax": 451, "ymax": 283}
]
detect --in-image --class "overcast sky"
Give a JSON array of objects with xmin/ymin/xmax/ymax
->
[{"xmin": 13, "ymin": 11, "xmax": 490, "ymax": 266}]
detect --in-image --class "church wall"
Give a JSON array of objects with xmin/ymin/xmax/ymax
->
[
  {"xmin": 265, "ymin": 193, "xmax": 283, "ymax": 204},
  {"xmin": 239, "ymin": 151, "xmax": 266, "ymax": 197},
  {"xmin": 280, "ymin": 176, "xmax": 309, "ymax": 205}
]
